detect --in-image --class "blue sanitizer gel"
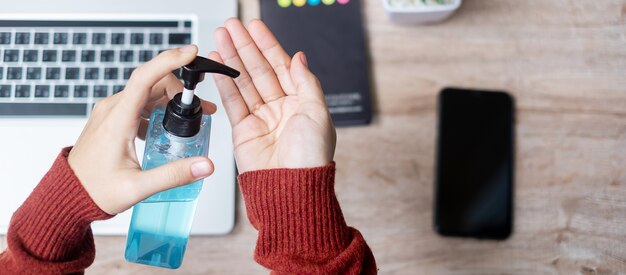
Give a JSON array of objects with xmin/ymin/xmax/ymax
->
[
  {"xmin": 124, "ymin": 56, "xmax": 239, "ymax": 269},
  {"xmin": 125, "ymin": 106, "xmax": 211, "ymax": 269}
]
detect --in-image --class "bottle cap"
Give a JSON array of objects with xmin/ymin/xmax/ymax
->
[
  {"xmin": 163, "ymin": 56, "xmax": 240, "ymax": 137},
  {"xmin": 163, "ymin": 93, "xmax": 203, "ymax": 137}
]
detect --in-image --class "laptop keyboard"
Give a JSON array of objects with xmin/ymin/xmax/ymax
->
[{"xmin": 0, "ymin": 19, "xmax": 193, "ymax": 116}]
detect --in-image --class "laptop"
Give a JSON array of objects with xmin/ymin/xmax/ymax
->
[{"xmin": 0, "ymin": 0, "xmax": 238, "ymax": 235}]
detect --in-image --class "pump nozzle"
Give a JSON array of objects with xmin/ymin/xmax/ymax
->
[
  {"xmin": 179, "ymin": 56, "xmax": 240, "ymax": 105},
  {"xmin": 163, "ymin": 56, "xmax": 239, "ymax": 137},
  {"xmin": 181, "ymin": 56, "xmax": 240, "ymax": 91}
]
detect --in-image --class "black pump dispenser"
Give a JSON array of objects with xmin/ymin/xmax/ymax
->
[
  {"xmin": 163, "ymin": 56, "xmax": 240, "ymax": 137},
  {"xmin": 181, "ymin": 57, "xmax": 240, "ymax": 90}
]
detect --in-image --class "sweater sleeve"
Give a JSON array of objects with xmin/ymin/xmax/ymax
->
[
  {"xmin": 238, "ymin": 162, "xmax": 377, "ymax": 274},
  {"xmin": 0, "ymin": 147, "xmax": 113, "ymax": 274}
]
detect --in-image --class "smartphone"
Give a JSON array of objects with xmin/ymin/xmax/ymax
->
[{"xmin": 434, "ymin": 88, "xmax": 514, "ymax": 240}]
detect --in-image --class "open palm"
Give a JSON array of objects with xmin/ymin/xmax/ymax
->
[{"xmin": 209, "ymin": 19, "xmax": 336, "ymax": 173}]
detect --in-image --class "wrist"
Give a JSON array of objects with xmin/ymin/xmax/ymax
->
[
  {"xmin": 237, "ymin": 162, "xmax": 352, "ymax": 256},
  {"xmin": 8, "ymin": 148, "xmax": 112, "ymax": 261}
]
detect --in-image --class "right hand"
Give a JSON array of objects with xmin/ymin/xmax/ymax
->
[
  {"xmin": 68, "ymin": 46, "xmax": 216, "ymax": 215},
  {"xmin": 210, "ymin": 18, "xmax": 336, "ymax": 173}
]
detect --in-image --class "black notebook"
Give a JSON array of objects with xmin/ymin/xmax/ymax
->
[{"xmin": 260, "ymin": 0, "xmax": 372, "ymax": 126}]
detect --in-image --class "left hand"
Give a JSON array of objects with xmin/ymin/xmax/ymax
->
[
  {"xmin": 209, "ymin": 19, "xmax": 336, "ymax": 173},
  {"xmin": 68, "ymin": 45, "xmax": 217, "ymax": 215}
]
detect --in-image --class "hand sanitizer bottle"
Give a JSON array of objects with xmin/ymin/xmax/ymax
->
[{"xmin": 125, "ymin": 56, "xmax": 239, "ymax": 269}]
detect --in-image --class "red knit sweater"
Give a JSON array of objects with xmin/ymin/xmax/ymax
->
[{"xmin": 0, "ymin": 148, "xmax": 377, "ymax": 274}]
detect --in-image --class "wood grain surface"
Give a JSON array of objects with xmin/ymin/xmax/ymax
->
[{"xmin": 2, "ymin": 0, "xmax": 625, "ymax": 274}]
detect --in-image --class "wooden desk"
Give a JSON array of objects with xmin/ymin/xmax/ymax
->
[{"xmin": 2, "ymin": 0, "xmax": 625, "ymax": 273}]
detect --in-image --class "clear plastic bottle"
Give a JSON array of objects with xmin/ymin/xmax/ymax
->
[
  {"xmin": 124, "ymin": 106, "xmax": 211, "ymax": 269},
  {"xmin": 124, "ymin": 55, "xmax": 239, "ymax": 269}
]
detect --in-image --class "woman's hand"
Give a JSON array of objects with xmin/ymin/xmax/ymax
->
[
  {"xmin": 210, "ymin": 19, "xmax": 336, "ymax": 173},
  {"xmin": 68, "ymin": 46, "xmax": 216, "ymax": 215}
]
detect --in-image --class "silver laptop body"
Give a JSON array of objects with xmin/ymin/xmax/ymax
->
[{"xmin": 0, "ymin": 0, "xmax": 238, "ymax": 235}]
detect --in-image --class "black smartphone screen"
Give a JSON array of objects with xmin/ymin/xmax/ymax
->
[{"xmin": 435, "ymin": 88, "xmax": 514, "ymax": 239}]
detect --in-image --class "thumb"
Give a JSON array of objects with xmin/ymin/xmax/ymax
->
[
  {"xmin": 134, "ymin": 157, "xmax": 214, "ymax": 199},
  {"xmin": 120, "ymin": 45, "xmax": 199, "ymax": 116},
  {"xmin": 290, "ymin": 51, "xmax": 326, "ymax": 105}
]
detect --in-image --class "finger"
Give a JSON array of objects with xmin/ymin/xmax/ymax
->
[
  {"xmin": 120, "ymin": 45, "xmax": 198, "ymax": 116},
  {"xmin": 142, "ymin": 97, "xmax": 168, "ymax": 119},
  {"xmin": 208, "ymin": 51, "xmax": 249, "ymax": 126},
  {"xmin": 133, "ymin": 157, "xmax": 214, "ymax": 200},
  {"xmin": 200, "ymin": 100, "xmax": 218, "ymax": 115},
  {"xmin": 141, "ymin": 75, "xmax": 180, "ymax": 116},
  {"xmin": 224, "ymin": 18, "xmax": 286, "ymax": 103},
  {"xmin": 214, "ymin": 26, "xmax": 264, "ymax": 112},
  {"xmin": 148, "ymin": 73, "xmax": 184, "ymax": 102},
  {"xmin": 247, "ymin": 19, "xmax": 296, "ymax": 95},
  {"xmin": 146, "ymin": 74, "xmax": 217, "ymax": 115},
  {"xmin": 290, "ymin": 52, "xmax": 326, "ymax": 105}
]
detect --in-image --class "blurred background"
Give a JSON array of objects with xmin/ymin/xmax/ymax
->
[{"xmin": 1, "ymin": 0, "xmax": 625, "ymax": 274}]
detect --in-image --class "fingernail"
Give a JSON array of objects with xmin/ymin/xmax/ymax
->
[
  {"xmin": 191, "ymin": 161, "xmax": 212, "ymax": 178},
  {"xmin": 179, "ymin": 44, "xmax": 196, "ymax": 53},
  {"xmin": 300, "ymin": 52, "xmax": 308, "ymax": 67}
]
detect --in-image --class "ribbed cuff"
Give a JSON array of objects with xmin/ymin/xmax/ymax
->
[
  {"xmin": 238, "ymin": 162, "xmax": 351, "ymax": 260},
  {"xmin": 8, "ymin": 147, "xmax": 113, "ymax": 262}
]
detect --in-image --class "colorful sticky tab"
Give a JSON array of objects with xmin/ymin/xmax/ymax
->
[
  {"xmin": 278, "ymin": 0, "xmax": 348, "ymax": 7},
  {"xmin": 278, "ymin": 0, "xmax": 291, "ymax": 8}
]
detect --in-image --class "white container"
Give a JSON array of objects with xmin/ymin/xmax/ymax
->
[{"xmin": 382, "ymin": 0, "xmax": 462, "ymax": 24}]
